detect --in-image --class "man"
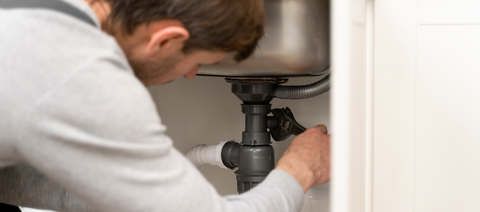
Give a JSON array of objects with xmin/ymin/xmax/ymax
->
[{"xmin": 0, "ymin": 0, "xmax": 331, "ymax": 211}]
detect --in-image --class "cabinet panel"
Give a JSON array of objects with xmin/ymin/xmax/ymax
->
[
  {"xmin": 418, "ymin": 0, "xmax": 480, "ymax": 24},
  {"xmin": 373, "ymin": 0, "xmax": 416, "ymax": 212},
  {"xmin": 331, "ymin": 0, "xmax": 370, "ymax": 211},
  {"xmin": 416, "ymin": 25, "xmax": 480, "ymax": 212}
]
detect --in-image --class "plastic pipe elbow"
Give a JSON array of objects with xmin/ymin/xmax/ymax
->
[{"xmin": 186, "ymin": 141, "xmax": 231, "ymax": 170}]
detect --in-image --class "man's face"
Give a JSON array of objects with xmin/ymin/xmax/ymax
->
[{"xmin": 128, "ymin": 49, "xmax": 227, "ymax": 86}]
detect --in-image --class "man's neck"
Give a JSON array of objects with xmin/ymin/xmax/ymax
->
[{"xmin": 83, "ymin": 0, "xmax": 111, "ymax": 32}]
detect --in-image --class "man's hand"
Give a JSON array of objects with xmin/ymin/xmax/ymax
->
[{"xmin": 275, "ymin": 125, "xmax": 330, "ymax": 193}]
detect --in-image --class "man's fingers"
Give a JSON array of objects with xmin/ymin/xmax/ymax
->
[{"xmin": 315, "ymin": 124, "xmax": 328, "ymax": 134}]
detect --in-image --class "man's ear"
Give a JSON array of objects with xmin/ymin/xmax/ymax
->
[{"xmin": 145, "ymin": 25, "xmax": 189, "ymax": 55}]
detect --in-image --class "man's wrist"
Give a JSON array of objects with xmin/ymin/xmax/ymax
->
[{"xmin": 276, "ymin": 159, "xmax": 314, "ymax": 193}]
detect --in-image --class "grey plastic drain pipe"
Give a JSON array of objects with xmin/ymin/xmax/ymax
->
[{"xmin": 273, "ymin": 74, "xmax": 330, "ymax": 100}]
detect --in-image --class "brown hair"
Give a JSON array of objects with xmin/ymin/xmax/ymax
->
[{"xmin": 99, "ymin": 0, "xmax": 264, "ymax": 61}]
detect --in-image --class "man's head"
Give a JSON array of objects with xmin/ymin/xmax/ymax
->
[{"xmin": 89, "ymin": 0, "xmax": 265, "ymax": 85}]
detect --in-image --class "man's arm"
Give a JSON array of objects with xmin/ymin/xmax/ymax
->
[
  {"xmin": 1, "ymin": 128, "xmax": 329, "ymax": 212},
  {"xmin": 8, "ymin": 57, "xmax": 329, "ymax": 212},
  {"xmin": 0, "ymin": 125, "xmax": 329, "ymax": 212}
]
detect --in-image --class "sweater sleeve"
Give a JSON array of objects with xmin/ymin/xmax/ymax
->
[
  {"xmin": 0, "ymin": 166, "xmax": 303, "ymax": 212},
  {"xmin": 0, "ymin": 164, "xmax": 95, "ymax": 212},
  {"xmin": 12, "ymin": 56, "xmax": 305, "ymax": 212}
]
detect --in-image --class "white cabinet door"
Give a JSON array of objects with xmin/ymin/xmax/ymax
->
[
  {"xmin": 374, "ymin": 0, "xmax": 480, "ymax": 212},
  {"xmin": 416, "ymin": 1, "xmax": 480, "ymax": 211}
]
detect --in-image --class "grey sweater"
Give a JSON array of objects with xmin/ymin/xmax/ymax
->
[{"xmin": 0, "ymin": 0, "xmax": 304, "ymax": 212}]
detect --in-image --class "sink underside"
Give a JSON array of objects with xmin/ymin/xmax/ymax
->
[{"xmin": 198, "ymin": 0, "xmax": 330, "ymax": 78}]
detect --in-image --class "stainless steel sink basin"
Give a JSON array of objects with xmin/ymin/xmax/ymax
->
[{"xmin": 198, "ymin": 0, "xmax": 330, "ymax": 78}]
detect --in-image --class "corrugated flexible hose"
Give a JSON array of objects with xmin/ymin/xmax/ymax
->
[{"xmin": 273, "ymin": 74, "xmax": 330, "ymax": 100}]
